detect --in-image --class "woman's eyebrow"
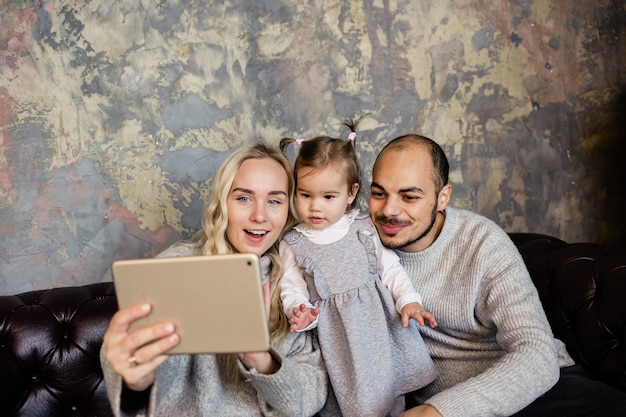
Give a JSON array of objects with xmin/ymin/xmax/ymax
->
[
  {"xmin": 269, "ymin": 190, "xmax": 288, "ymax": 197},
  {"xmin": 231, "ymin": 187, "xmax": 254, "ymax": 194},
  {"xmin": 232, "ymin": 187, "xmax": 287, "ymax": 197}
]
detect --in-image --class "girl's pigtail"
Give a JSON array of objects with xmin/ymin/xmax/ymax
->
[
  {"xmin": 343, "ymin": 114, "xmax": 367, "ymax": 148},
  {"xmin": 279, "ymin": 137, "xmax": 296, "ymax": 153}
]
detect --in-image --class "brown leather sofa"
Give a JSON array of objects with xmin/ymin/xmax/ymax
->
[
  {"xmin": 508, "ymin": 233, "xmax": 626, "ymax": 392},
  {"xmin": 0, "ymin": 282, "xmax": 117, "ymax": 417},
  {"xmin": 0, "ymin": 233, "xmax": 624, "ymax": 416}
]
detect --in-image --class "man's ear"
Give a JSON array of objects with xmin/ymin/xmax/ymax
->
[
  {"xmin": 437, "ymin": 184, "xmax": 452, "ymax": 211},
  {"xmin": 348, "ymin": 183, "xmax": 360, "ymax": 204}
]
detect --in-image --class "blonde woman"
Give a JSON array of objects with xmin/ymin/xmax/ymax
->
[{"xmin": 101, "ymin": 143, "xmax": 327, "ymax": 417}]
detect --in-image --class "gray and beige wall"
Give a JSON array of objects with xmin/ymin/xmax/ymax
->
[{"xmin": 1, "ymin": 1, "xmax": 624, "ymax": 294}]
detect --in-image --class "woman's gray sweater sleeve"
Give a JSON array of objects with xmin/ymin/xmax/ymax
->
[{"xmin": 240, "ymin": 332, "xmax": 327, "ymax": 417}]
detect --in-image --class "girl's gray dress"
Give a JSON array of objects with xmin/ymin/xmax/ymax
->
[{"xmin": 284, "ymin": 215, "xmax": 436, "ymax": 417}]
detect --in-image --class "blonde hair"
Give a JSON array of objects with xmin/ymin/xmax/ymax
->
[{"xmin": 189, "ymin": 143, "xmax": 298, "ymax": 377}]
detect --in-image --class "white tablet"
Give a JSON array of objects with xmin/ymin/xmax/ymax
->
[{"xmin": 111, "ymin": 253, "xmax": 270, "ymax": 354}]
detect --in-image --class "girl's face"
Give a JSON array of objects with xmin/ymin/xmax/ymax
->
[
  {"xmin": 226, "ymin": 158, "xmax": 290, "ymax": 256},
  {"xmin": 295, "ymin": 164, "xmax": 359, "ymax": 230}
]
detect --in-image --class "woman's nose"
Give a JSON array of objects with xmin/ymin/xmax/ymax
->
[{"xmin": 250, "ymin": 204, "xmax": 267, "ymax": 222}]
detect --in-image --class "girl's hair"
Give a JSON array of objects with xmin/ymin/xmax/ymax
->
[
  {"xmin": 279, "ymin": 117, "xmax": 363, "ymax": 211},
  {"xmin": 190, "ymin": 142, "xmax": 298, "ymax": 345}
]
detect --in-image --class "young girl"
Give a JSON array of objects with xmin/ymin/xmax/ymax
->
[{"xmin": 279, "ymin": 122, "xmax": 437, "ymax": 417}]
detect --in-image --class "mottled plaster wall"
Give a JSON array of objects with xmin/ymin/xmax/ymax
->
[{"xmin": 1, "ymin": 0, "xmax": 624, "ymax": 294}]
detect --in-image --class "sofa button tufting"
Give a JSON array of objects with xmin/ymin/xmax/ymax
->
[{"xmin": 0, "ymin": 281, "xmax": 118, "ymax": 416}]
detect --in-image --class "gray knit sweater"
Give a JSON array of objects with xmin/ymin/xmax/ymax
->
[
  {"xmin": 101, "ymin": 244, "xmax": 327, "ymax": 417},
  {"xmin": 396, "ymin": 208, "xmax": 574, "ymax": 417}
]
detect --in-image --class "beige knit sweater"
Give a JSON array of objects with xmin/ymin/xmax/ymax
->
[{"xmin": 396, "ymin": 207, "xmax": 574, "ymax": 417}]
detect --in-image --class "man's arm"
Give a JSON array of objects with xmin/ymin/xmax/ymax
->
[{"xmin": 423, "ymin": 232, "xmax": 561, "ymax": 417}]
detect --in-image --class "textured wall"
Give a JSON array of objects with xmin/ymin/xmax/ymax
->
[{"xmin": 1, "ymin": 0, "xmax": 624, "ymax": 294}]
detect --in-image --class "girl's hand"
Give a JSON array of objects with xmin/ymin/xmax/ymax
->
[
  {"xmin": 289, "ymin": 304, "xmax": 320, "ymax": 332},
  {"xmin": 103, "ymin": 303, "xmax": 180, "ymax": 391},
  {"xmin": 401, "ymin": 302, "xmax": 438, "ymax": 328}
]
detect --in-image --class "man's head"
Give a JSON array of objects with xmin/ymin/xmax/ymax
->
[{"xmin": 369, "ymin": 134, "xmax": 452, "ymax": 253}]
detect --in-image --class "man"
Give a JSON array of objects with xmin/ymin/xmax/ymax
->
[{"xmin": 368, "ymin": 134, "xmax": 626, "ymax": 417}]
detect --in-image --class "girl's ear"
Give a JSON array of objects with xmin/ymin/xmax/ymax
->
[{"xmin": 348, "ymin": 183, "xmax": 360, "ymax": 204}]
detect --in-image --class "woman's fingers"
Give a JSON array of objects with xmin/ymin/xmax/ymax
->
[
  {"xmin": 103, "ymin": 303, "xmax": 180, "ymax": 391},
  {"xmin": 262, "ymin": 283, "xmax": 271, "ymax": 321},
  {"xmin": 105, "ymin": 322, "xmax": 179, "ymax": 390},
  {"xmin": 108, "ymin": 325, "xmax": 178, "ymax": 392},
  {"xmin": 104, "ymin": 303, "xmax": 152, "ymax": 347},
  {"xmin": 121, "ymin": 351, "xmax": 171, "ymax": 392},
  {"xmin": 123, "ymin": 321, "xmax": 177, "ymax": 354}
]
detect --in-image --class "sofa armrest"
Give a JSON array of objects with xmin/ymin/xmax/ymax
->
[
  {"xmin": 545, "ymin": 243, "xmax": 626, "ymax": 391},
  {"xmin": 510, "ymin": 233, "xmax": 626, "ymax": 392},
  {"xmin": 0, "ymin": 282, "xmax": 117, "ymax": 416}
]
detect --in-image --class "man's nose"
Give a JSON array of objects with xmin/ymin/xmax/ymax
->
[{"xmin": 382, "ymin": 195, "xmax": 402, "ymax": 217}]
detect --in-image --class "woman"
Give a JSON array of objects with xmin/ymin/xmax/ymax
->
[{"xmin": 101, "ymin": 143, "xmax": 328, "ymax": 417}]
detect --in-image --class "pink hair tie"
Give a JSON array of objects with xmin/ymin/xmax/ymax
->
[
  {"xmin": 296, "ymin": 138, "xmax": 304, "ymax": 145},
  {"xmin": 348, "ymin": 132, "xmax": 356, "ymax": 141}
]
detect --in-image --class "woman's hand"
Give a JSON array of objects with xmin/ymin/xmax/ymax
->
[
  {"xmin": 237, "ymin": 283, "xmax": 279, "ymax": 375},
  {"xmin": 103, "ymin": 303, "xmax": 180, "ymax": 391}
]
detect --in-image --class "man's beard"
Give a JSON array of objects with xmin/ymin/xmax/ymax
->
[{"xmin": 375, "ymin": 204, "xmax": 438, "ymax": 250}]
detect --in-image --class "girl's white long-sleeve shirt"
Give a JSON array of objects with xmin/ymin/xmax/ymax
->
[{"xmin": 279, "ymin": 210, "xmax": 422, "ymax": 329}]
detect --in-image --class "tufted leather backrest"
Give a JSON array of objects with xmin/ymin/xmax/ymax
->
[
  {"xmin": 0, "ymin": 282, "xmax": 117, "ymax": 417},
  {"xmin": 0, "ymin": 234, "xmax": 624, "ymax": 416},
  {"xmin": 510, "ymin": 233, "xmax": 626, "ymax": 392}
]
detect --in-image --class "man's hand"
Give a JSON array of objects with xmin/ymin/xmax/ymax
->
[
  {"xmin": 401, "ymin": 302, "xmax": 437, "ymax": 328},
  {"xmin": 400, "ymin": 404, "xmax": 443, "ymax": 417},
  {"xmin": 289, "ymin": 303, "xmax": 320, "ymax": 332}
]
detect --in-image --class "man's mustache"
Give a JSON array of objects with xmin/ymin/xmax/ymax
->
[{"xmin": 373, "ymin": 215, "xmax": 412, "ymax": 226}]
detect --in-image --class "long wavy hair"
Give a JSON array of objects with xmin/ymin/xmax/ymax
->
[{"xmin": 188, "ymin": 142, "xmax": 298, "ymax": 377}]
